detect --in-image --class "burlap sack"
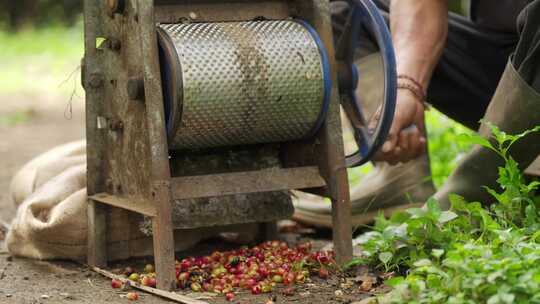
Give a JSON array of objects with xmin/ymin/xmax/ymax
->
[
  {"xmin": 6, "ymin": 141, "xmax": 258, "ymax": 261},
  {"xmin": 9, "ymin": 141, "xmax": 87, "ymax": 208}
]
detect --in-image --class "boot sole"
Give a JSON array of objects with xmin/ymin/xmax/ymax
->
[{"xmin": 292, "ymin": 203, "xmax": 422, "ymax": 228}]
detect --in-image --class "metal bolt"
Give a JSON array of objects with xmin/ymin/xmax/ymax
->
[
  {"xmin": 189, "ymin": 12, "xmax": 198, "ymax": 20},
  {"xmin": 127, "ymin": 77, "xmax": 145, "ymax": 100},
  {"xmin": 105, "ymin": 179, "xmax": 114, "ymax": 192},
  {"xmin": 106, "ymin": 0, "xmax": 125, "ymax": 16},
  {"xmin": 88, "ymin": 73, "xmax": 103, "ymax": 88},
  {"xmin": 108, "ymin": 119, "xmax": 124, "ymax": 132},
  {"xmin": 289, "ymin": 5, "xmax": 299, "ymax": 16},
  {"xmin": 108, "ymin": 38, "xmax": 121, "ymax": 51}
]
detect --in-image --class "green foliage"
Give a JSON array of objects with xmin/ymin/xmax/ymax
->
[
  {"xmin": 0, "ymin": 1, "xmax": 81, "ymax": 31},
  {"xmin": 426, "ymin": 110, "xmax": 473, "ymax": 188},
  {"xmin": 0, "ymin": 110, "xmax": 33, "ymax": 126},
  {"xmin": 349, "ymin": 123, "xmax": 540, "ymax": 303},
  {"xmin": 448, "ymin": 0, "xmax": 467, "ymax": 15},
  {"xmin": 0, "ymin": 23, "xmax": 83, "ymax": 94}
]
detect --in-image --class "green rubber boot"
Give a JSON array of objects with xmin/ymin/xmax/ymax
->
[
  {"xmin": 292, "ymin": 155, "xmax": 433, "ymax": 228},
  {"xmin": 434, "ymin": 60, "xmax": 540, "ymax": 209}
]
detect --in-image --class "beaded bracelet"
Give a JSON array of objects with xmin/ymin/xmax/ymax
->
[{"xmin": 397, "ymin": 75, "xmax": 429, "ymax": 110}]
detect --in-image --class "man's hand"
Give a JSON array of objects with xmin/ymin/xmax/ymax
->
[
  {"xmin": 371, "ymin": 89, "xmax": 426, "ymax": 165},
  {"xmin": 368, "ymin": 0, "xmax": 447, "ymax": 165}
]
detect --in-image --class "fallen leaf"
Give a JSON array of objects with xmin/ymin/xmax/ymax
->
[{"xmin": 357, "ymin": 275, "xmax": 377, "ymax": 292}]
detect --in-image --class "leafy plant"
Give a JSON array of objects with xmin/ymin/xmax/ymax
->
[
  {"xmin": 349, "ymin": 123, "xmax": 540, "ymax": 303},
  {"xmin": 426, "ymin": 109, "xmax": 473, "ymax": 188}
]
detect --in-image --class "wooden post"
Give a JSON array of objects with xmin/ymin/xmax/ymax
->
[
  {"xmin": 320, "ymin": 12, "xmax": 354, "ymax": 265},
  {"xmin": 259, "ymin": 221, "xmax": 279, "ymax": 242},
  {"xmin": 138, "ymin": 0, "xmax": 176, "ymax": 290},
  {"xmin": 151, "ymin": 183, "xmax": 176, "ymax": 291},
  {"xmin": 87, "ymin": 199, "xmax": 108, "ymax": 267},
  {"xmin": 84, "ymin": 0, "xmax": 108, "ymax": 268},
  {"xmin": 297, "ymin": 0, "xmax": 353, "ymax": 264}
]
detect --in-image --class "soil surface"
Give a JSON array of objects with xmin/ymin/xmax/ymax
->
[
  {"xmin": 0, "ymin": 95, "xmax": 383, "ymax": 304},
  {"xmin": 0, "ymin": 240, "xmax": 382, "ymax": 304},
  {"xmin": 0, "ymin": 93, "xmax": 85, "ymax": 224}
]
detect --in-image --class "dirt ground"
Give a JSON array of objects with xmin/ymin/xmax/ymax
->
[
  {"xmin": 0, "ymin": 241, "xmax": 380, "ymax": 304},
  {"xmin": 0, "ymin": 93, "xmax": 85, "ymax": 224},
  {"xmin": 0, "ymin": 95, "xmax": 379, "ymax": 304}
]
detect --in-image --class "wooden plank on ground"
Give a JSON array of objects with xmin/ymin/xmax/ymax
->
[
  {"xmin": 171, "ymin": 166, "xmax": 326, "ymax": 200},
  {"xmin": 90, "ymin": 266, "xmax": 209, "ymax": 304}
]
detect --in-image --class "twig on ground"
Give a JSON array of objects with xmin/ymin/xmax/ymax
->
[
  {"xmin": 0, "ymin": 264, "xmax": 8, "ymax": 280},
  {"xmin": 0, "ymin": 219, "xmax": 10, "ymax": 231},
  {"xmin": 0, "ymin": 220, "xmax": 8, "ymax": 245},
  {"xmin": 89, "ymin": 266, "xmax": 209, "ymax": 304}
]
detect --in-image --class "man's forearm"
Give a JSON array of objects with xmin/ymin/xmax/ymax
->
[{"xmin": 390, "ymin": 0, "xmax": 448, "ymax": 89}]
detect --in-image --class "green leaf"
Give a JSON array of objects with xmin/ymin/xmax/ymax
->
[
  {"xmin": 485, "ymin": 186, "xmax": 504, "ymax": 204},
  {"xmin": 385, "ymin": 276, "xmax": 405, "ymax": 287},
  {"xmin": 488, "ymin": 292, "xmax": 515, "ymax": 304},
  {"xmin": 531, "ymin": 230, "xmax": 540, "ymax": 242},
  {"xmin": 426, "ymin": 274, "xmax": 442, "ymax": 288},
  {"xmin": 431, "ymin": 249, "xmax": 445, "ymax": 259},
  {"xmin": 526, "ymin": 181, "xmax": 540, "ymax": 192},
  {"xmin": 533, "ymin": 272, "xmax": 540, "ymax": 283},
  {"xmin": 389, "ymin": 211, "xmax": 411, "ymax": 224},
  {"xmin": 426, "ymin": 198, "xmax": 442, "ymax": 215},
  {"xmin": 413, "ymin": 259, "xmax": 432, "ymax": 267},
  {"xmin": 438, "ymin": 211, "xmax": 458, "ymax": 224},
  {"xmin": 379, "ymin": 252, "xmax": 393, "ymax": 265},
  {"xmin": 406, "ymin": 207, "xmax": 427, "ymax": 218},
  {"xmin": 506, "ymin": 125, "xmax": 540, "ymax": 149},
  {"xmin": 343, "ymin": 258, "xmax": 365, "ymax": 270},
  {"xmin": 348, "ymin": 124, "xmax": 540, "ymax": 303},
  {"xmin": 482, "ymin": 121, "xmax": 507, "ymax": 144},
  {"xmin": 382, "ymin": 223, "xmax": 408, "ymax": 240},
  {"xmin": 458, "ymin": 133, "xmax": 494, "ymax": 150},
  {"xmin": 449, "ymin": 194, "xmax": 468, "ymax": 212}
]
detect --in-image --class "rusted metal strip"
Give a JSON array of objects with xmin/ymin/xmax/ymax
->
[
  {"xmin": 90, "ymin": 193, "xmax": 157, "ymax": 216},
  {"xmin": 171, "ymin": 167, "xmax": 326, "ymax": 200},
  {"xmin": 154, "ymin": 1, "xmax": 289, "ymax": 23}
]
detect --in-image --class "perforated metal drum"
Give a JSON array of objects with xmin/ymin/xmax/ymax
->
[{"xmin": 157, "ymin": 20, "xmax": 331, "ymax": 150}]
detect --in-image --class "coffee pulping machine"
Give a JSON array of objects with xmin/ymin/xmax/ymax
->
[{"xmin": 83, "ymin": 0, "xmax": 396, "ymax": 290}]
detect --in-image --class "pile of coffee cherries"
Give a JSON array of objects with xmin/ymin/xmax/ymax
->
[{"xmin": 111, "ymin": 241, "xmax": 336, "ymax": 301}]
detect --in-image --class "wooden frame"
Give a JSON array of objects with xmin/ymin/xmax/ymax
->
[{"xmin": 84, "ymin": 0, "xmax": 352, "ymax": 291}]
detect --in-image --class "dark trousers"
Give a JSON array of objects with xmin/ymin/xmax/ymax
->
[{"xmin": 331, "ymin": 1, "xmax": 540, "ymax": 130}]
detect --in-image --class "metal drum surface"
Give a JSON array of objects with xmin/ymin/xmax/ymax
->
[{"xmin": 158, "ymin": 20, "xmax": 330, "ymax": 150}]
